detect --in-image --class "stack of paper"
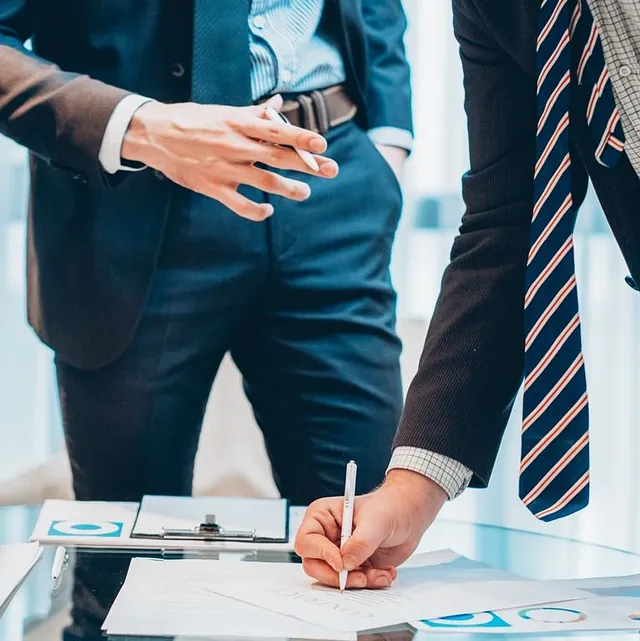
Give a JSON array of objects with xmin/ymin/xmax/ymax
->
[
  {"xmin": 102, "ymin": 549, "xmax": 586, "ymax": 639},
  {"xmin": 414, "ymin": 573, "xmax": 640, "ymax": 635},
  {"xmin": 102, "ymin": 557, "xmax": 356, "ymax": 640},
  {"xmin": 0, "ymin": 543, "xmax": 43, "ymax": 618}
]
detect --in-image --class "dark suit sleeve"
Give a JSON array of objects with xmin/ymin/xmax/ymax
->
[
  {"xmin": 360, "ymin": 0, "xmax": 413, "ymax": 134},
  {"xmin": 392, "ymin": 0, "xmax": 537, "ymax": 486},
  {"xmin": 0, "ymin": 1, "xmax": 131, "ymax": 178}
]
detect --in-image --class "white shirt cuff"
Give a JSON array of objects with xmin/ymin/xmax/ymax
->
[
  {"xmin": 367, "ymin": 127, "xmax": 413, "ymax": 152},
  {"xmin": 387, "ymin": 446, "xmax": 473, "ymax": 500},
  {"xmin": 99, "ymin": 94, "xmax": 155, "ymax": 174}
]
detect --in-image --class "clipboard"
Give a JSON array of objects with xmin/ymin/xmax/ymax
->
[{"xmin": 130, "ymin": 495, "xmax": 290, "ymax": 544}]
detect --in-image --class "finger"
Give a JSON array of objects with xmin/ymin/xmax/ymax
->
[
  {"xmin": 245, "ymin": 118, "xmax": 328, "ymax": 154},
  {"xmin": 294, "ymin": 502, "xmax": 344, "ymax": 572},
  {"xmin": 315, "ymin": 155, "xmax": 340, "ymax": 178},
  {"xmin": 301, "ymin": 558, "xmax": 338, "ymax": 586},
  {"xmin": 237, "ymin": 166, "xmax": 311, "ymax": 201},
  {"xmin": 215, "ymin": 187, "xmax": 274, "ymax": 221},
  {"xmin": 301, "ymin": 560, "xmax": 369, "ymax": 590},
  {"xmin": 311, "ymin": 505, "xmax": 343, "ymax": 544},
  {"xmin": 295, "ymin": 533, "xmax": 343, "ymax": 573},
  {"xmin": 254, "ymin": 144, "xmax": 338, "ymax": 177},
  {"xmin": 361, "ymin": 566, "xmax": 397, "ymax": 589},
  {"xmin": 341, "ymin": 514, "xmax": 391, "ymax": 572}
]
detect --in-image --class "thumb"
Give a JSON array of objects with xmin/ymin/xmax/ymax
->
[
  {"xmin": 341, "ymin": 513, "xmax": 391, "ymax": 571},
  {"xmin": 255, "ymin": 93, "xmax": 284, "ymax": 117}
]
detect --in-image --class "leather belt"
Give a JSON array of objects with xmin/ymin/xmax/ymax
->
[{"xmin": 279, "ymin": 85, "xmax": 357, "ymax": 135}]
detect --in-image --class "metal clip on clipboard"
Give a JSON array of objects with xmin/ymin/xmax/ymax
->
[{"xmin": 160, "ymin": 514, "xmax": 258, "ymax": 542}]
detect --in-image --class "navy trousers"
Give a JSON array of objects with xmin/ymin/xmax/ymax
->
[{"xmin": 56, "ymin": 121, "xmax": 404, "ymax": 505}]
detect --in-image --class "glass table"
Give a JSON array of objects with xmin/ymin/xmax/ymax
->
[{"xmin": 2, "ymin": 504, "xmax": 640, "ymax": 641}]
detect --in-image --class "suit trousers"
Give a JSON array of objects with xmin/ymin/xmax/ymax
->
[{"xmin": 55, "ymin": 120, "xmax": 404, "ymax": 505}]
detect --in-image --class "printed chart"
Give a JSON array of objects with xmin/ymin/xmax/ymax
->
[{"xmin": 415, "ymin": 580, "xmax": 640, "ymax": 634}]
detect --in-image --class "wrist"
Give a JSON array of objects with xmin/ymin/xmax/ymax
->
[
  {"xmin": 385, "ymin": 468, "xmax": 448, "ymax": 507},
  {"xmin": 121, "ymin": 101, "xmax": 166, "ymax": 166},
  {"xmin": 381, "ymin": 469, "xmax": 447, "ymax": 537}
]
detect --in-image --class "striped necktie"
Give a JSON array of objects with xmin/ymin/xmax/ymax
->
[{"xmin": 520, "ymin": 0, "xmax": 624, "ymax": 522}]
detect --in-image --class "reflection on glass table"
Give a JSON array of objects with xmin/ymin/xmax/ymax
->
[{"xmin": 1, "ymin": 505, "xmax": 640, "ymax": 641}]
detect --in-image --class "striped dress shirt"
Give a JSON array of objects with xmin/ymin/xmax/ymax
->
[
  {"xmin": 586, "ymin": 0, "xmax": 640, "ymax": 180},
  {"xmin": 248, "ymin": 0, "xmax": 345, "ymax": 99}
]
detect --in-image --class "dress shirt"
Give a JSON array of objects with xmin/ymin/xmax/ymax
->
[
  {"xmin": 387, "ymin": 447, "xmax": 472, "ymax": 500},
  {"xmin": 99, "ymin": 0, "xmax": 412, "ymax": 174},
  {"xmin": 587, "ymin": 0, "xmax": 640, "ymax": 180}
]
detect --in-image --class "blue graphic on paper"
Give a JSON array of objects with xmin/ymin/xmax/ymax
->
[
  {"xmin": 421, "ymin": 611, "xmax": 511, "ymax": 629},
  {"xmin": 518, "ymin": 606, "xmax": 586, "ymax": 623},
  {"xmin": 48, "ymin": 520, "xmax": 124, "ymax": 538}
]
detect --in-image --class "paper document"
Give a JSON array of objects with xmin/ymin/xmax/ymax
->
[
  {"xmin": 181, "ymin": 549, "xmax": 588, "ymax": 632},
  {"xmin": 103, "ymin": 557, "xmax": 355, "ymax": 640},
  {"xmin": 132, "ymin": 495, "xmax": 289, "ymax": 542},
  {"xmin": 0, "ymin": 543, "xmax": 43, "ymax": 617},
  {"xmin": 415, "ymin": 574, "xmax": 640, "ymax": 634},
  {"xmin": 31, "ymin": 499, "xmax": 303, "ymax": 551}
]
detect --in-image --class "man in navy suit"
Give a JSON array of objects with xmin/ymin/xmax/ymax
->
[{"xmin": 0, "ymin": 1, "xmax": 412, "ymax": 503}]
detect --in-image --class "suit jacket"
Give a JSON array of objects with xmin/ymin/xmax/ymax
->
[
  {"xmin": 394, "ymin": 0, "xmax": 640, "ymax": 486},
  {"xmin": 0, "ymin": 0, "xmax": 412, "ymax": 370}
]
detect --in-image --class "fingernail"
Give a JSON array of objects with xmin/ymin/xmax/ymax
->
[
  {"xmin": 343, "ymin": 555, "xmax": 358, "ymax": 571},
  {"xmin": 310, "ymin": 138, "xmax": 326, "ymax": 153},
  {"xmin": 321, "ymin": 162, "xmax": 338, "ymax": 177},
  {"xmin": 375, "ymin": 576, "xmax": 391, "ymax": 588},
  {"xmin": 264, "ymin": 205, "xmax": 274, "ymax": 217},
  {"xmin": 300, "ymin": 185, "xmax": 311, "ymax": 200}
]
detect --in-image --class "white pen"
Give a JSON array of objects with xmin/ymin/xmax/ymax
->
[
  {"xmin": 264, "ymin": 106, "xmax": 321, "ymax": 172},
  {"xmin": 51, "ymin": 545, "xmax": 68, "ymax": 591},
  {"xmin": 339, "ymin": 460, "xmax": 357, "ymax": 592}
]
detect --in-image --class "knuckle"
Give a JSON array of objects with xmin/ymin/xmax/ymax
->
[
  {"xmin": 262, "ymin": 172, "xmax": 281, "ymax": 191},
  {"xmin": 267, "ymin": 146, "xmax": 284, "ymax": 165},
  {"xmin": 309, "ymin": 497, "xmax": 330, "ymax": 512},
  {"xmin": 318, "ymin": 548, "xmax": 333, "ymax": 564},
  {"xmin": 351, "ymin": 538, "xmax": 371, "ymax": 554}
]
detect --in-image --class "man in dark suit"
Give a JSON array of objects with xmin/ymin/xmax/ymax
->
[
  {"xmin": 296, "ymin": 0, "xmax": 640, "ymax": 588},
  {"xmin": 0, "ymin": 1, "xmax": 412, "ymax": 503}
]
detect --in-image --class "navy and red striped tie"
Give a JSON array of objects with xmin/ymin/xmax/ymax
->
[{"xmin": 521, "ymin": 0, "xmax": 624, "ymax": 521}]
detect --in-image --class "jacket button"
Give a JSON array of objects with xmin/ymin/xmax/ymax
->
[
  {"xmin": 171, "ymin": 62, "xmax": 185, "ymax": 78},
  {"xmin": 625, "ymin": 275, "xmax": 638, "ymax": 291},
  {"xmin": 153, "ymin": 170, "xmax": 166, "ymax": 181}
]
